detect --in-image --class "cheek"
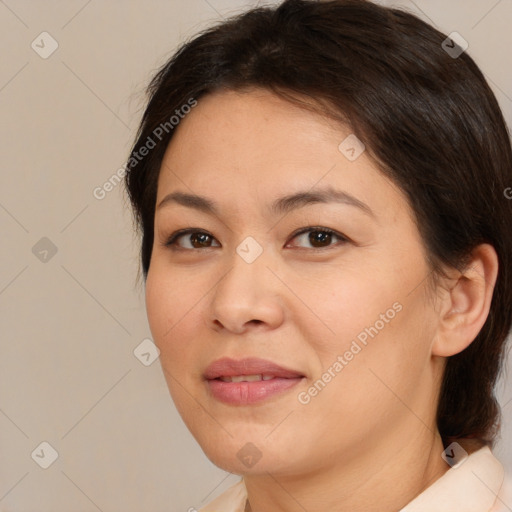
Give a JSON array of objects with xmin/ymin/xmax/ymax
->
[
  {"xmin": 306, "ymin": 258, "xmax": 436, "ymax": 391},
  {"xmin": 145, "ymin": 267, "xmax": 198, "ymax": 362},
  {"xmin": 145, "ymin": 267, "xmax": 205, "ymax": 413},
  {"xmin": 297, "ymin": 299, "xmax": 435, "ymax": 448},
  {"xmin": 301, "ymin": 265, "xmax": 401, "ymax": 353},
  {"xmin": 145, "ymin": 269, "xmax": 171, "ymax": 341}
]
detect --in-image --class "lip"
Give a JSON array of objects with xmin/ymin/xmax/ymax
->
[
  {"xmin": 204, "ymin": 357, "xmax": 305, "ymax": 405},
  {"xmin": 204, "ymin": 357, "xmax": 304, "ymax": 380}
]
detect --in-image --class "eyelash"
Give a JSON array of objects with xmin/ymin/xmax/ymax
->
[{"xmin": 162, "ymin": 226, "xmax": 349, "ymax": 252}]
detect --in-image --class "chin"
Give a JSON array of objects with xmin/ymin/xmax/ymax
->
[{"xmin": 202, "ymin": 436, "xmax": 302, "ymax": 477}]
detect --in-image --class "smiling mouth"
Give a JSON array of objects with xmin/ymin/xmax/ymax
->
[{"xmin": 203, "ymin": 357, "xmax": 305, "ymax": 405}]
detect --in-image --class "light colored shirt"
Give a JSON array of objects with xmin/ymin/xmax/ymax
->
[{"xmin": 199, "ymin": 445, "xmax": 508, "ymax": 512}]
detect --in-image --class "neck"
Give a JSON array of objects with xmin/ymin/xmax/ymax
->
[{"xmin": 243, "ymin": 429, "xmax": 450, "ymax": 512}]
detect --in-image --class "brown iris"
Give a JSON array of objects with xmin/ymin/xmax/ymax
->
[
  {"xmin": 190, "ymin": 233, "xmax": 213, "ymax": 248},
  {"xmin": 308, "ymin": 230, "xmax": 333, "ymax": 248}
]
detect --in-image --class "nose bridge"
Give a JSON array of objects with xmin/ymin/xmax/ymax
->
[
  {"xmin": 208, "ymin": 238, "xmax": 284, "ymax": 331},
  {"xmin": 217, "ymin": 239, "xmax": 270, "ymax": 303}
]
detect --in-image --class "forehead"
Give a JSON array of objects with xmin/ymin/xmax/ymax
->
[{"xmin": 156, "ymin": 88, "xmax": 409, "ymax": 223}]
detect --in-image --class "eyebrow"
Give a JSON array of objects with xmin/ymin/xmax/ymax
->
[{"xmin": 156, "ymin": 187, "xmax": 375, "ymax": 218}]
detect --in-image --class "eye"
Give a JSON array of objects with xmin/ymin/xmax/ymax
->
[
  {"xmin": 287, "ymin": 227, "xmax": 348, "ymax": 249},
  {"xmin": 162, "ymin": 226, "xmax": 349, "ymax": 251},
  {"xmin": 164, "ymin": 229, "xmax": 220, "ymax": 250}
]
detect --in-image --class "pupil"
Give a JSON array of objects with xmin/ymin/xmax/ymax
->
[
  {"xmin": 192, "ymin": 233, "xmax": 210, "ymax": 247},
  {"xmin": 309, "ymin": 231, "xmax": 331, "ymax": 247}
]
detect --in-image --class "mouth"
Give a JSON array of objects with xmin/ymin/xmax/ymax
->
[
  {"xmin": 217, "ymin": 374, "xmax": 281, "ymax": 382},
  {"xmin": 204, "ymin": 357, "xmax": 305, "ymax": 405}
]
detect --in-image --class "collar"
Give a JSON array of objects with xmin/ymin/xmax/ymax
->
[{"xmin": 400, "ymin": 444, "xmax": 504, "ymax": 512}]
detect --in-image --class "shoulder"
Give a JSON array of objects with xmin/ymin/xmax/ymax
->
[{"xmin": 491, "ymin": 473, "xmax": 512, "ymax": 512}]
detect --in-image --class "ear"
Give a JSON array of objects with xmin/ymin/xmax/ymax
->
[{"xmin": 432, "ymin": 244, "xmax": 499, "ymax": 357}]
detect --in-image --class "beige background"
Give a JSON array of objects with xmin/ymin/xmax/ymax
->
[{"xmin": 0, "ymin": 0, "xmax": 511, "ymax": 511}]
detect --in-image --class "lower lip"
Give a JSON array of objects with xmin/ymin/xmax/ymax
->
[{"xmin": 206, "ymin": 377, "xmax": 303, "ymax": 405}]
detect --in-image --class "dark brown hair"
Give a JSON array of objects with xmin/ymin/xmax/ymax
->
[{"xmin": 125, "ymin": 0, "xmax": 512, "ymax": 446}]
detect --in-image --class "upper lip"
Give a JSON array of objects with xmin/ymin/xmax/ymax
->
[{"xmin": 204, "ymin": 357, "xmax": 304, "ymax": 380}]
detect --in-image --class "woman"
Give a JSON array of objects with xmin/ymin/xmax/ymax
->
[{"xmin": 124, "ymin": 0, "xmax": 512, "ymax": 510}]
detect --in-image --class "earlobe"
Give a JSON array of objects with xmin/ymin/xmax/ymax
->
[{"xmin": 432, "ymin": 244, "xmax": 499, "ymax": 357}]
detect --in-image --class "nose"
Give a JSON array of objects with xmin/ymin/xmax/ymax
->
[{"xmin": 207, "ymin": 248, "xmax": 285, "ymax": 334}]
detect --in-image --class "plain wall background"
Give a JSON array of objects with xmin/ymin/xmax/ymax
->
[{"xmin": 0, "ymin": 1, "xmax": 511, "ymax": 511}]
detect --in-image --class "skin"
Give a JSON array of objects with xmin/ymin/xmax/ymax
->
[{"xmin": 145, "ymin": 88, "xmax": 498, "ymax": 512}]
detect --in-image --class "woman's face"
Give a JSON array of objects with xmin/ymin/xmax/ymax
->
[{"xmin": 146, "ymin": 89, "xmax": 444, "ymax": 476}]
